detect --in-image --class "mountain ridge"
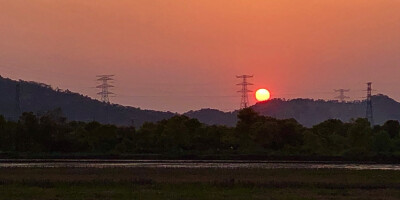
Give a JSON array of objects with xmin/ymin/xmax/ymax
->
[
  {"xmin": 1, "ymin": 76, "xmax": 399, "ymax": 127},
  {"xmin": 0, "ymin": 76, "xmax": 175, "ymax": 126},
  {"xmin": 181, "ymin": 95, "xmax": 400, "ymax": 127}
]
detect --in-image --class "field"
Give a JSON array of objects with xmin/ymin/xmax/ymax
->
[{"xmin": 0, "ymin": 167, "xmax": 400, "ymax": 200}]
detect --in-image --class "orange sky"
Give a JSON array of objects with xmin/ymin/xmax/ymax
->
[{"xmin": 0, "ymin": 0, "xmax": 400, "ymax": 112}]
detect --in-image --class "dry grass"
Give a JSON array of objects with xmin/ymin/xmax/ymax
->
[{"xmin": 0, "ymin": 167, "xmax": 399, "ymax": 199}]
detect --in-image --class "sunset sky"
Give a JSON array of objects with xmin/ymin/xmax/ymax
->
[{"xmin": 1, "ymin": 0, "xmax": 400, "ymax": 113}]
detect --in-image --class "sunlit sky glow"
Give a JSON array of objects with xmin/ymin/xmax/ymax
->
[{"xmin": 0, "ymin": 0, "xmax": 399, "ymax": 113}]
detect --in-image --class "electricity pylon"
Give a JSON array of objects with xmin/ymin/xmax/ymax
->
[
  {"xmin": 366, "ymin": 82, "xmax": 373, "ymax": 125},
  {"xmin": 236, "ymin": 75, "xmax": 253, "ymax": 109},
  {"xmin": 334, "ymin": 89, "xmax": 350, "ymax": 102},
  {"xmin": 96, "ymin": 75, "xmax": 114, "ymax": 103}
]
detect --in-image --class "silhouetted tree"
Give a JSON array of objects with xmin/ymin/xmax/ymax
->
[
  {"xmin": 383, "ymin": 120, "xmax": 400, "ymax": 138},
  {"xmin": 0, "ymin": 110, "xmax": 400, "ymax": 158}
]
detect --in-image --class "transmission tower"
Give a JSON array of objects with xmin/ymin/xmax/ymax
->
[
  {"xmin": 236, "ymin": 75, "xmax": 253, "ymax": 109},
  {"xmin": 15, "ymin": 82, "xmax": 21, "ymax": 117},
  {"xmin": 334, "ymin": 89, "xmax": 350, "ymax": 102},
  {"xmin": 96, "ymin": 75, "xmax": 115, "ymax": 103},
  {"xmin": 366, "ymin": 82, "xmax": 374, "ymax": 125}
]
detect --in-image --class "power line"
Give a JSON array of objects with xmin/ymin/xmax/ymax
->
[
  {"xmin": 334, "ymin": 89, "xmax": 350, "ymax": 102},
  {"xmin": 116, "ymin": 94, "xmax": 238, "ymax": 98},
  {"xmin": 236, "ymin": 75, "xmax": 253, "ymax": 109}
]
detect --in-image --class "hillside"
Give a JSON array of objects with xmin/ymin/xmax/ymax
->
[
  {"xmin": 252, "ymin": 95, "xmax": 400, "ymax": 127},
  {"xmin": 184, "ymin": 96, "xmax": 400, "ymax": 127},
  {"xmin": 1, "ymin": 76, "xmax": 400, "ymax": 128},
  {"xmin": 0, "ymin": 76, "xmax": 174, "ymax": 126},
  {"xmin": 184, "ymin": 109, "xmax": 238, "ymax": 126}
]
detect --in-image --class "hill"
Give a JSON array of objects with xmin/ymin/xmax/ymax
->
[
  {"xmin": 185, "ymin": 96, "xmax": 400, "ymax": 127},
  {"xmin": 252, "ymin": 96, "xmax": 400, "ymax": 127},
  {"xmin": 184, "ymin": 109, "xmax": 238, "ymax": 126},
  {"xmin": 0, "ymin": 76, "xmax": 174, "ymax": 126},
  {"xmin": 1, "ymin": 76, "xmax": 399, "ymax": 128}
]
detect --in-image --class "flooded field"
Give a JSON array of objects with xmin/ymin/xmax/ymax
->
[{"xmin": 0, "ymin": 159, "xmax": 399, "ymax": 170}]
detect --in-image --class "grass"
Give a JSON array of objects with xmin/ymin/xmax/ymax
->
[{"xmin": 0, "ymin": 167, "xmax": 400, "ymax": 199}]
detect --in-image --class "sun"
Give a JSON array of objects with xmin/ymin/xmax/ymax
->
[{"xmin": 255, "ymin": 89, "xmax": 271, "ymax": 102}]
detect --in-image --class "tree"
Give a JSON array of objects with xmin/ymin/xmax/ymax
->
[
  {"xmin": 345, "ymin": 118, "xmax": 373, "ymax": 157},
  {"xmin": 250, "ymin": 119, "xmax": 280, "ymax": 149},
  {"xmin": 373, "ymin": 130, "xmax": 391, "ymax": 154},
  {"xmin": 16, "ymin": 112, "xmax": 40, "ymax": 152},
  {"xmin": 159, "ymin": 115, "xmax": 201, "ymax": 152},
  {"xmin": 0, "ymin": 115, "xmax": 12, "ymax": 151},
  {"xmin": 383, "ymin": 120, "xmax": 400, "ymax": 138},
  {"xmin": 302, "ymin": 130, "xmax": 323, "ymax": 155},
  {"xmin": 311, "ymin": 119, "xmax": 347, "ymax": 155},
  {"xmin": 236, "ymin": 108, "xmax": 261, "ymax": 131}
]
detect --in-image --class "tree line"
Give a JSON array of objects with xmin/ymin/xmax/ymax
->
[{"xmin": 0, "ymin": 108, "xmax": 399, "ymax": 158}]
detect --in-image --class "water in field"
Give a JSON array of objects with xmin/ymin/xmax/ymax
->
[{"xmin": 0, "ymin": 159, "xmax": 399, "ymax": 170}]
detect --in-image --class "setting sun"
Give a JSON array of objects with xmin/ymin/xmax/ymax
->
[{"xmin": 255, "ymin": 89, "xmax": 271, "ymax": 102}]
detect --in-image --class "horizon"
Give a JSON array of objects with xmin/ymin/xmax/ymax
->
[
  {"xmin": 1, "ymin": 0, "xmax": 400, "ymax": 113},
  {"xmin": 2, "ymin": 74, "xmax": 395, "ymax": 114}
]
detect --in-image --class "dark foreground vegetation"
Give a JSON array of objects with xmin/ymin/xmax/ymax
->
[
  {"xmin": 1, "ymin": 108, "xmax": 400, "ymax": 160},
  {"xmin": 0, "ymin": 167, "xmax": 399, "ymax": 200}
]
